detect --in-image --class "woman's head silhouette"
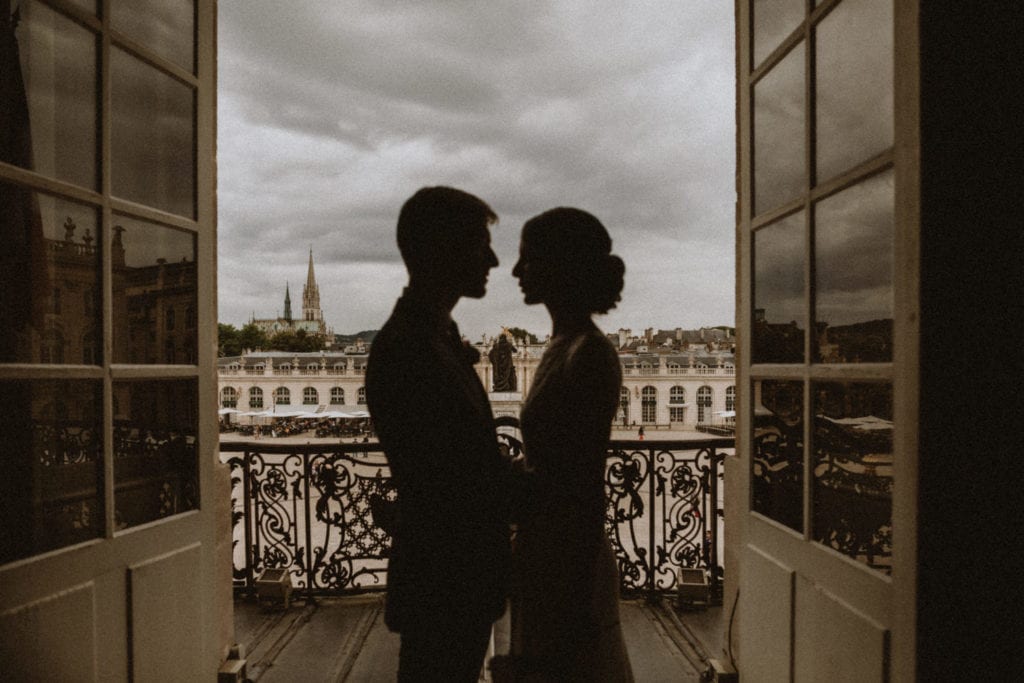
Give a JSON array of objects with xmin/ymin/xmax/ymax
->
[{"xmin": 513, "ymin": 207, "xmax": 625, "ymax": 316}]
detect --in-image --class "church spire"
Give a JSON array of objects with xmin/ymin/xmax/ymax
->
[
  {"xmin": 302, "ymin": 247, "xmax": 322, "ymax": 323},
  {"xmin": 283, "ymin": 282, "xmax": 292, "ymax": 321},
  {"xmin": 305, "ymin": 247, "xmax": 316, "ymax": 292}
]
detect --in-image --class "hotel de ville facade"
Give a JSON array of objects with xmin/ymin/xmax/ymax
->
[{"xmin": 1, "ymin": 1, "xmax": 1017, "ymax": 680}]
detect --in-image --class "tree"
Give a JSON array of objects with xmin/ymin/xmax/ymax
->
[
  {"xmin": 218, "ymin": 323, "xmax": 240, "ymax": 357},
  {"xmin": 266, "ymin": 328, "xmax": 325, "ymax": 352},
  {"xmin": 219, "ymin": 322, "xmax": 269, "ymax": 356},
  {"xmin": 506, "ymin": 326, "xmax": 539, "ymax": 344},
  {"xmin": 237, "ymin": 323, "xmax": 268, "ymax": 353}
]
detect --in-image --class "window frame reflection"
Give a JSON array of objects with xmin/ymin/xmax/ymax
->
[
  {"xmin": 0, "ymin": 184, "xmax": 102, "ymax": 366},
  {"xmin": 753, "ymin": 210, "xmax": 807, "ymax": 364},
  {"xmin": 110, "ymin": 0, "xmax": 196, "ymax": 74},
  {"xmin": 110, "ymin": 45, "xmax": 197, "ymax": 219},
  {"xmin": 751, "ymin": 379, "xmax": 805, "ymax": 532},
  {"xmin": 813, "ymin": 169, "xmax": 895, "ymax": 363},
  {"xmin": 814, "ymin": 0, "xmax": 894, "ymax": 184},
  {"xmin": 0, "ymin": 0, "xmax": 209, "ymax": 566},
  {"xmin": 12, "ymin": 1, "xmax": 99, "ymax": 191},
  {"xmin": 811, "ymin": 381, "xmax": 893, "ymax": 574},
  {"xmin": 111, "ymin": 214, "xmax": 198, "ymax": 366},
  {"xmin": 752, "ymin": 0, "xmax": 805, "ymax": 69},
  {"xmin": 0, "ymin": 379, "xmax": 105, "ymax": 564},
  {"xmin": 112, "ymin": 378, "xmax": 199, "ymax": 530},
  {"xmin": 753, "ymin": 42, "xmax": 806, "ymax": 215},
  {"xmin": 744, "ymin": 0, "xmax": 897, "ymax": 577}
]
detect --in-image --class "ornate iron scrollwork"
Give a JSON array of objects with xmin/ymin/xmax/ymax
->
[
  {"xmin": 307, "ymin": 452, "xmax": 395, "ymax": 591},
  {"xmin": 227, "ymin": 439, "xmax": 729, "ymax": 601}
]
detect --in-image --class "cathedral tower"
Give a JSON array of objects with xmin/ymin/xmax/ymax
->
[{"xmin": 302, "ymin": 248, "xmax": 323, "ymax": 322}]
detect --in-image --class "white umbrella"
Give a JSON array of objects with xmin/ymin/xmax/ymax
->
[
  {"xmin": 271, "ymin": 406, "xmax": 306, "ymax": 417},
  {"xmin": 321, "ymin": 410, "xmax": 355, "ymax": 418}
]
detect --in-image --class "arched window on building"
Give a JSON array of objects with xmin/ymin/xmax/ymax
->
[
  {"xmin": 726, "ymin": 385, "xmax": 736, "ymax": 412},
  {"xmin": 641, "ymin": 386, "xmax": 657, "ymax": 423},
  {"xmin": 669, "ymin": 385, "xmax": 687, "ymax": 423},
  {"xmin": 697, "ymin": 385, "xmax": 713, "ymax": 424},
  {"xmin": 357, "ymin": 387, "xmax": 366, "ymax": 405},
  {"xmin": 303, "ymin": 387, "xmax": 318, "ymax": 405},
  {"xmin": 275, "ymin": 387, "xmax": 290, "ymax": 405},
  {"xmin": 249, "ymin": 387, "xmax": 264, "ymax": 409},
  {"xmin": 619, "ymin": 386, "xmax": 630, "ymax": 425},
  {"xmin": 330, "ymin": 387, "xmax": 345, "ymax": 405},
  {"xmin": 221, "ymin": 387, "xmax": 238, "ymax": 408},
  {"xmin": 165, "ymin": 308, "xmax": 175, "ymax": 331}
]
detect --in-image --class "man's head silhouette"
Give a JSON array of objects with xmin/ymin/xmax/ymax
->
[{"xmin": 397, "ymin": 186, "xmax": 499, "ymax": 300}]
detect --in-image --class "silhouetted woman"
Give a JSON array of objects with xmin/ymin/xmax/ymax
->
[{"xmin": 508, "ymin": 208, "xmax": 633, "ymax": 680}]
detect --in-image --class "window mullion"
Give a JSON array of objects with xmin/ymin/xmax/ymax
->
[
  {"xmin": 99, "ymin": 0, "xmax": 116, "ymax": 541},
  {"xmin": 802, "ymin": 9, "xmax": 816, "ymax": 541}
]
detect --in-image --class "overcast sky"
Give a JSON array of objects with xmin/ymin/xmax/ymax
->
[{"xmin": 217, "ymin": 2, "xmax": 735, "ymax": 341}]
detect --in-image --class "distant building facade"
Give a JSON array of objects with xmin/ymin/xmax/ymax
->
[
  {"xmin": 609, "ymin": 327, "xmax": 735, "ymax": 429},
  {"xmin": 218, "ymin": 326, "xmax": 736, "ymax": 431}
]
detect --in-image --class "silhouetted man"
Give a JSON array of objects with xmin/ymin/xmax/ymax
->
[{"xmin": 366, "ymin": 186, "xmax": 509, "ymax": 682}]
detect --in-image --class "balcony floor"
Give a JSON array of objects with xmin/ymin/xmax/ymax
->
[{"xmin": 234, "ymin": 592, "xmax": 728, "ymax": 682}]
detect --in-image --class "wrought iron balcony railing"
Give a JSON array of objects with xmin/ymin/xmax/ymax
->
[{"xmin": 221, "ymin": 437, "xmax": 732, "ymax": 604}]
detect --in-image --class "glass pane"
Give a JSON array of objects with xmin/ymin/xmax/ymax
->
[
  {"xmin": 753, "ymin": 0, "xmax": 805, "ymax": 68},
  {"xmin": 812, "ymin": 382, "xmax": 892, "ymax": 574},
  {"xmin": 111, "ymin": 47, "xmax": 195, "ymax": 217},
  {"xmin": 111, "ymin": 0, "xmax": 194, "ymax": 73},
  {"xmin": 752, "ymin": 380, "xmax": 803, "ymax": 532},
  {"xmin": 8, "ymin": 1, "xmax": 97, "ymax": 189},
  {"xmin": 64, "ymin": 0, "xmax": 96, "ymax": 13},
  {"xmin": 754, "ymin": 44, "xmax": 805, "ymax": 214},
  {"xmin": 0, "ymin": 184, "xmax": 101, "ymax": 364},
  {"xmin": 814, "ymin": 170, "xmax": 893, "ymax": 362},
  {"xmin": 111, "ymin": 216, "xmax": 197, "ymax": 364},
  {"xmin": 0, "ymin": 379, "xmax": 103, "ymax": 563},
  {"xmin": 816, "ymin": 0, "xmax": 893, "ymax": 182},
  {"xmin": 753, "ymin": 211, "xmax": 805, "ymax": 363},
  {"xmin": 113, "ymin": 379, "xmax": 198, "ymax": 529}
]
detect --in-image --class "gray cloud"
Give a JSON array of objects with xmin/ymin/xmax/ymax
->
[{"xmin": 217, "ymin": 2, "xmax": 736, "ymax": 338}]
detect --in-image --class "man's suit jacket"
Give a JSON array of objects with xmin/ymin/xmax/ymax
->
[{"xmin": 366, "ymin": 291, "xmax": 510, "ymax": 632}]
